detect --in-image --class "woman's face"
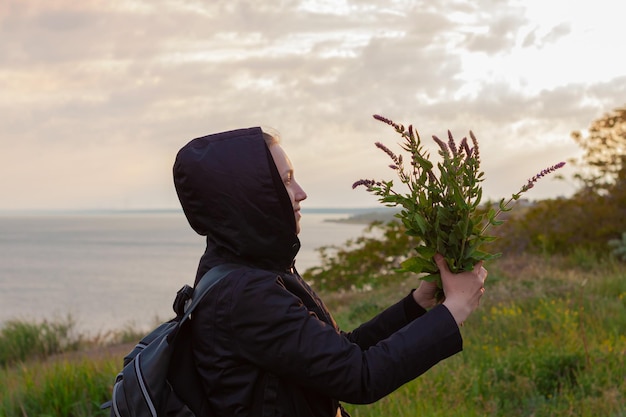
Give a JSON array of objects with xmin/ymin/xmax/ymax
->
[{"xmin": 269, "ymin": 144, "xmax": 307, "ymax": 234}]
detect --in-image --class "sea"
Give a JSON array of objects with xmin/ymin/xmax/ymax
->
[{"xmin": 0, "ymin": 209, "xmax": 375, "ymax": 336}]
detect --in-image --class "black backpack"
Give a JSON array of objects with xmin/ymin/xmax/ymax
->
[{"xmin": 102, "ymin": 263, "xmax": 240, "ymax": 417}]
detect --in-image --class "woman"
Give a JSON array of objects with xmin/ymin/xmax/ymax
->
[{"xmin": 173, "ymin": 127, "xmax": 486, "ymax": 417}]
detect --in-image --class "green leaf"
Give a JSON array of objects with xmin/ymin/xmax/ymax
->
[
  {"xmin": 400, "ymin": 256, "xmax": 434, "ymax": 274},
  {"xmin": 499, "ymin": 198, "xmax": 513, "ymax": 212},
  {"xmin": 414, "ymin": 245, "xmax": 436, "ymax": 259},
  {"xmin": 414, "ymin": 154, "xmax": 433, "ymax": 171},
  {"xmin": 472, "ymin": 188, "xmax": 483, "ymax": 208},
  {"xmin": 451, "ymin": 185, "xmax": 466, "ymax": 207},
  {"xmin": 469, "ymin": 249, "xmax": 501, "ymax": 261},
  {"xmin": 420, "ymin": 273, "xmax": 441, "ymax": 284},
  {"xmin": 481, "ymin": 252, "xmax": 502, "ymax": 261},
  {"xmin": 412, "ymin": 212, "xmax": 428, "ymax": 234}
]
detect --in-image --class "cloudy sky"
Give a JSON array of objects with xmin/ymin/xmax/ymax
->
[{"xmin": 1, "ymin": 0, "xmax": 624, "ymax": 211}]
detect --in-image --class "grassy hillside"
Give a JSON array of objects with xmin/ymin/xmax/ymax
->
[
  {"xmin": 1, "ymin": 252, "xmax": 625, "ymax": 416},
  {"xmin": 325, "ymin": 253, "xmax": 626, "ymax": 416}
]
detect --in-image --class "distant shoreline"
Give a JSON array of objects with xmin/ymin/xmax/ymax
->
[
  {"xmin": 0, "ymin": 207, "xmax": 387, "ymax": 216},
  {"xmin": 318, "ymin": 208, "xmax": 400, "ymax": 224},
  {"xmin": 0, "ymin": 207, "xmax": 401, "ymax": 224}
]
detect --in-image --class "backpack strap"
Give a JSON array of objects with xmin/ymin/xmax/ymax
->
[
  {"xmin": 167, "ymin": 263, "xmax": 240, "ymax": 344},
  {"xmin": 180, "ymin": 263, "xmax": 241, "ymax": 324}
]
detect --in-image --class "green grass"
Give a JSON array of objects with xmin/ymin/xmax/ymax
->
[
  {"xmin": 0, "ymin": 315, "xmax": 81, "ymax": 367},
  {"xmin": 326, "ymin": 253, "xmax": 626, "ymax": 417},
  {"xmin": 1, "ymin": 253, "xmax": 625, "ymax": 416},
  {"xmin": 1, "ymin": 357, "xmax": 117, "ymax": 417}
]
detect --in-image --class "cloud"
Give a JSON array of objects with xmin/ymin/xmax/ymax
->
[
  {"xmin": 522, "ymin": 22, "xmax": 572, "ymax": 49},
  {"xmin": 1, "ymin": 0, "xmax": 624, "ymax": 209},
  {"xmin": 463, "ymin": 12, "xmax": 528, "ymax": 54}
]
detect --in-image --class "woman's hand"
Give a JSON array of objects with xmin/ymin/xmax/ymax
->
[
  {"xmin": 435, "ymin": 254, "xmax": 487, "ymax": 325},
  {"xmin": 412, "ymin": 280, "xmax": 439, "ymax": 310}
]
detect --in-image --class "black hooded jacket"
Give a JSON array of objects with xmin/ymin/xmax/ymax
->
[{"xmin": 173, "ymin": 127, "xmax": 463, "ymax": 417}]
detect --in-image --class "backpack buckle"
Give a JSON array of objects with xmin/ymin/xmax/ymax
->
[{"xmin": 173, "ymin": 284, "xmax": 194, "ymax": 317}]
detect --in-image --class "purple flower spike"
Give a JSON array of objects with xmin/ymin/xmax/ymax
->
[
  {"xmin": 447, "ymin": 130, "xmax": 458, "ymax": 156},
  {"xmin": 373, "ymin": 114, "xmax": 402, "ymax": 131},
  {"xmin": 432, "ymin": 135, "xmax": 451, "ymax": 161},
  {"xmin": 352, "ymin": 179, "xmax": 376, "ymax": 189},
  {"xmin": 375, "ymin": 141, "xmax": 401, "ymax": 165},
  {"xmin": 520, "ymin": 162, "xmax": 566, "ymax": 192},
  {"xmin": 470, "ymin": 131, "xmax": 480, "ymax": 162}
]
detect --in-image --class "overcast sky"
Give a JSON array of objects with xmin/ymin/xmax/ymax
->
[{"xmin": 1, "ymin": 0, "xmax": 624, "ymax": 211}]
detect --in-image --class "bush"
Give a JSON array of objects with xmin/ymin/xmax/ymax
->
[
  {"xmin": 492, "ymin": 186, "xmax": 626, "ymax": 256},
  {"xmin": 303, "ymin": 220, "xmax": 418, "ymax": 291}
]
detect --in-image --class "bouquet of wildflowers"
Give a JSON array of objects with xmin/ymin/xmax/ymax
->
[{"xmin": 354, "ymin": 115, "xmax": 565, "ymax": 294}]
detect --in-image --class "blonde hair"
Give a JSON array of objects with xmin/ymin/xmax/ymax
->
[{"xmin": 261, "ymin": 127, "xmax": 280, "ymax": 146}]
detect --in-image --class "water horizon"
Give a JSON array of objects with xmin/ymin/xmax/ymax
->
[
  {"xmin": 0, "ymin": 206, "xmax": 387, "ymax": 216},
  {"xmin": 0, "ymin": 209, "xmax": 383, "ymax": 336}
]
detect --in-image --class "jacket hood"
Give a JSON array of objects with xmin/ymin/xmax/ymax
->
[{"xmin": 173, "ymin": 127, "xmax": 300, "ymax": 276}]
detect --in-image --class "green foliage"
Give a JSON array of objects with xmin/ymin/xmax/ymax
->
[
  {"xmin": 492, "ymin": 178, "xmax": 626, "ymax": 256},
  {"xmin": 1, "ymin": 358, "xmax": 115, "ymax": 417},
  {"xmin": 354, "ymin": 115, "xmax": 564, "ymax": 293},
  {"xmin": 497, "ymin": 104, "xmax": 626, "ymax": 256},
  {"xmin": 342, "ymin": 255, "xmax": 626, "ymax": 417},
  {"xmin": 1, "ymin": 255, "xmax": 625, "ymax": 416},
  {"xmin": 303, "ymin": 220, "xmax": 419, "ymax": 291},
  {"xmin": 354, "ymin": 116, "xmax": 494, "ymax": 283},
  {"xmin": 533, "ymin": 353, "xmax": 585, "ymax": 398},
  {"xmin": 0, "ymin": 316, "xmax": 81, "ymax": 367}
]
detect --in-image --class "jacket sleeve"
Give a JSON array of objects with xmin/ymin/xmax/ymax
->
[
  {"xmin": 342, "ymin": 290, "xmax": 427, "ymax": 350},
  {"xmin": 227, "ymin": 271, "xmax": 462, "ymax": 404}
]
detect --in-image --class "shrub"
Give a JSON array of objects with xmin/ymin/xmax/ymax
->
[{"xmin": 303, "ymin": 220, "xmax": 418, "ymax": 291}]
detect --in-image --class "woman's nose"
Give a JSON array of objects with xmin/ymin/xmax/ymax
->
[{"xmin": 295, "ymin": 181, "xmax": 307, "ymax": 202}]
